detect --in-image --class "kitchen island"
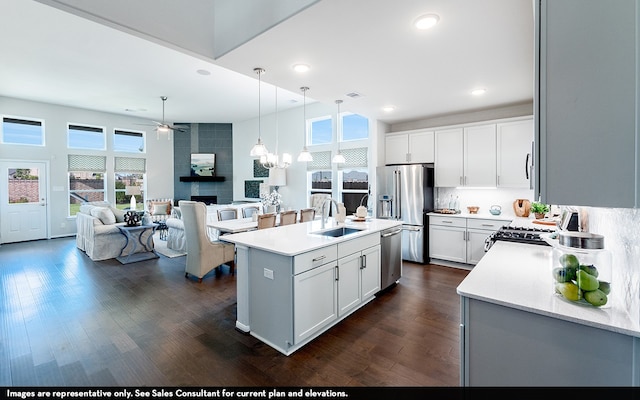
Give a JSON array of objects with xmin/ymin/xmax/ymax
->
[
  {"xmin": 220, "ymin": 217, "xmax": 402, "ymax": 355},
  {"xmin": 457, "ymin": 240, "xmax": 640, "ymax": 386}
]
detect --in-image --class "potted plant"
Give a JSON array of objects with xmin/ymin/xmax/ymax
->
[{"xmin": 531, "ymin": 202, "xmax": 549, "ymax": 219}]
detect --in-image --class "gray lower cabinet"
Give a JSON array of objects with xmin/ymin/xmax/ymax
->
[
  {"xmin": 460, "ymin": 296, "xmax": 640, "ymax": 386},
  {"xmin": 249, "ymin": 233, "xmax": 380, "ymax": 355}
]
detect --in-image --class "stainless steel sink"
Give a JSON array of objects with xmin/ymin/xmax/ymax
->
[{"xmin": 311, "ymin": 227, "xmax": 362, "ymax": 237}]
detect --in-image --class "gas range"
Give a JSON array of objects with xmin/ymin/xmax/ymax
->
[{"xmin": 485, "ymin": 225, "xmax": 556, "ymax": 251}]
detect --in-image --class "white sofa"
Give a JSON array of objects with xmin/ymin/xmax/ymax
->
[
  {"xmin": 166, "ymin": 202, "xmax": 261, "ymax": 252},
  {"xmin": 75, "ymin": 201, "xmax": 154, "ymax": 261}
]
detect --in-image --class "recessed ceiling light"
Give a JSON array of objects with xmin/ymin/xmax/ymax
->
[
  {"xmin": 382, "ymin": 105, "xmax": 396, "ymax": 112},
  {"xmin": 196, "ymin": 69, "xmax": 211, "ymax": 75},
  {"xmin": 414, "ymin": 14, "xmax": 440, "ymax": 30},
  {"xmin": 292, "ymin": 64, "xmax": 310, "ymax": 73},
  {"xmin": 471, "ymin": 88, "xmax": 487, "ymax": 96}
]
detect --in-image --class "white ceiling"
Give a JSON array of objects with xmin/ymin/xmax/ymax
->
[{"xmin": 0, "ymin": 0, "xmax": 534, "ymax": 127}]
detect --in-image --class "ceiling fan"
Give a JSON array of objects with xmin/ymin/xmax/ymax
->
[{"xmin": 141, "ymin": 96, "xmax": 188, "ymax": 139}]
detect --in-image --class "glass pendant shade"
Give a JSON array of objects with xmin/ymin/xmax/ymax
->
[
  {"xmin": 332, "ymin": 153, "xmax": 346, "ymax": 164},
  {"xmin": 297, "ymin": 147, "xmax": 313, "ymax": 162},
  {"xmin": 250, "ymin": 138, "xmax": 268, "ymax": 157}
]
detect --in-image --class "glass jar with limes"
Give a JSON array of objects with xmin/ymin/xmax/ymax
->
[{"xmin": 552, "ymin": 232, "xmax": 612, "ymax": 308}]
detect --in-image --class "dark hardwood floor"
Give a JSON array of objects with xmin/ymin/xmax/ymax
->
[{"xmin": 0, "ymin": 237, "xmax": 469, "ymax": 387}]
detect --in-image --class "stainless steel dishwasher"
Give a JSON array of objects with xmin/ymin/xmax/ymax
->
[{"xmin": 380, "ymin": 227, "xmax": 402, "ymax": 291}]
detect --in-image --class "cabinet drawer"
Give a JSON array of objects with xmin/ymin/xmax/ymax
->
[
  {"xmin": 337, "ymin": 233, "xmax": 380, "ymax": 259},
  {"xmin": 429, "ymin": 215, "xmax": 466, "ymax": 228},
  {"xmin": 294, "ymin": 245, "xmax": 338, "ymax": 275},
  {"xmin": 466, "ymin": 218, "xmax": 510, "ymax": 231}
]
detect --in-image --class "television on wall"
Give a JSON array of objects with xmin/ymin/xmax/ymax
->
[{"xmin": 190, "ymin": 153, "xmax": 215, "ymax": 177}]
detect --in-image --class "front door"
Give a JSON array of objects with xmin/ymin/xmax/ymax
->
[{"xmin": 0, "ymin": 160, "xmax": 48, "ymax": 243}]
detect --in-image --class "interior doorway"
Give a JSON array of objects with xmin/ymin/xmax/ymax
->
[{"xmin": 0, "ymin": 160, "xmax": 49, "ymax": 244}]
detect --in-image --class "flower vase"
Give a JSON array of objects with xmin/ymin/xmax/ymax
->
[{"xmin": 267, "ymin": 205, "xmax": 277, "ymax": 214}]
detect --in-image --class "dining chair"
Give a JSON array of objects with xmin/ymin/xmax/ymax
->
[
  {"xmin": 178, "ymin": 201, "xmax": 236, "ymax": 282},
  {"xmin": 217, "ymin": 208, "xmax": 238, "ymax": 221},
  {"xmin": 257, "ymin": 213, "xmax": 277, "ymax": 230},
  {"xmin": 279, "ymin": 210, "xmax": 297, "ymax": 226},
  {"xmin": 299, "ymin": 208, "xmax": 315, "ymax": 223},
  {"xmin": 242, "ymin": 205, "xmax": 261, "ymax": 219}
]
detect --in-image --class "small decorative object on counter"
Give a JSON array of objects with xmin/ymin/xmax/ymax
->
[
  {"xmin": 490, "ymin": 205, "xmax": 502, "ymax": 215},
  {"xmin": 551, "ymin": 232, "xmax": 612, "ymax": 308},
  {"xmin": 467, "ymin": 206, "xmax": 479, "ymax": 214},
  {"xmin": 531, "ymin": 201, "xmax": 550, "ymax": 219},
  {"xmin": 513, "ymin": 198, "xmax": 531, "ymax": 217},
  {"xmin": 124, "ymin": 210, "xmax": 141, "ymax": 226}
]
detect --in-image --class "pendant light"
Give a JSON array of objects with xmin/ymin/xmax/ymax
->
[
  {"xmin": 262, "ymin": 87, "xmax": 292, "ymax": 169},
  {"xmin": 331, "ymin": 99, "xmax": 346, "ymax": 164},
  {"xmin": 250, "ymin": 68, "xmax": 268, "ymax": 157},
  {"xmin": 297, "ymin": 86, "xmax": 313, "ymax": 162}
]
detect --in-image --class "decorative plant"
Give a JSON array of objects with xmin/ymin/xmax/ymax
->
[
  {"xmin": 260, "ymin": 190, "xmax": 282, "ymax": 207},
  {"xmin": 531, "ymin": 202, "xmax": 550, "ymax": 215}
]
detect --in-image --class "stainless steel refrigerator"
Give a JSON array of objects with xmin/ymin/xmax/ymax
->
[{"xmin": 376, "ymin": 164, "xmax": 434, "ymax": 263}]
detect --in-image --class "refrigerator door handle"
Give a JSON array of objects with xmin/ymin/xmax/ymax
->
[{"xmin": 396, "ymin": 169, "xmax": 402, "ymax": 220}]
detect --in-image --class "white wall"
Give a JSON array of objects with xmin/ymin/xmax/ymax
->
[{"xmin": 0, "ymin": 96, "xmax": 174, "ymax": 238}]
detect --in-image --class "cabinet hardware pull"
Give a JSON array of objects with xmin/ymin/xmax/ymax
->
[
  {"xmin": 481, "ymin": 224, "xmax": 494, "ymax": 227},
  {"xmin": 335, "ymin": 265, "xmax": 339, "ymax": 281},
  {"xmin": 525, "ymin": 152, "xmax": 530, "ymax": 180},
  {"xmin": 312, "ymin": 255, "xmax": 326, "ymax": 262},
  {"xmin": 443, "ymin": 220, "xmax": 453, "ymax": 223},
  {"xmin": 361, "ymin": 254, "xmax": 367, "ymax": 269}
]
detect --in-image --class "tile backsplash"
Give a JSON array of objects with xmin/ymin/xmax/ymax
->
[{"xmin": 582, "ymin": 207, "xmax": 640, "ymax": 322}]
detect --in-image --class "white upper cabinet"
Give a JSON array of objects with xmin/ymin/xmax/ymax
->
[
  {"xmin": 537, "ymin": 0, "xmax": 639, "ymax": 207},
  {"xmin": 434, "ymin": 128, "xmax": 464, "ymax": 187},
  {"xmin": 464, "ymin": 124, "xmax": 496, "ymax": 187},
  {"xmin": 385, "ymin": 130, "xmax": 434, "ymax": 165},
  {"xmin": 497, "ymin": 118, "xmax": 534, "ymax": 188},
  {"xmin": 435, "ymin": 125, "xmax": 496, "ymax": 187}
]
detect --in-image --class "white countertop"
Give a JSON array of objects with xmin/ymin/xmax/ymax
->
[
  {"xmin": 457, "ymin": 240, "xmax": 640, "ymax": 338},
  {"xmin": 219, "ymin": 217, "xmax": 402, "ymax": 256}
]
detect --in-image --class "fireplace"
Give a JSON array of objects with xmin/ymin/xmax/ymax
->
[{"xmin": 190, "ymin": 195, "xmax": 217, "ymax": 205}]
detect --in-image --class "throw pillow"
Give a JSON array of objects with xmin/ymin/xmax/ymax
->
[
  {"xmin": 150, "ymin": 201, "xmax": 171, "ymax": 216},
  {"xmin": 109, "ymin": 206, "xmax": 126, "ymax": 223},
  {"xmin": 90, "ymin": 207, "xmax": 116, "ymax": 225}
]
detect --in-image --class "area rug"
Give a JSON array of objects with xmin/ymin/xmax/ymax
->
[{"xmin": 153, "ymin": 233, "xmax": 186, "ymax": 258}]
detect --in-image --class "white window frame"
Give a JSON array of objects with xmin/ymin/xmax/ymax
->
[
  {"xmin": 1, "ymin": 115, "xmax": 45, "ymax": 146},
  {"xmin": 67, "ymin": 123, "xmax": 106, "ymax": 150},
  {"xmin": 113, "ymin": 128, "xmax": 146, "ymax": 153}
]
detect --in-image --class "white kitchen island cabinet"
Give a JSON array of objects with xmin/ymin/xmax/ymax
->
[
  {"xmin": 536, "ymin": 0, "xmax": 640, "ymax": 208},
  {"xmin": 458, "ymin": 241, "xmax": 640, "ymax": 386},
  {"xmin": 221, "ymin": 218, "xmax": 398, "ymax": 356}
]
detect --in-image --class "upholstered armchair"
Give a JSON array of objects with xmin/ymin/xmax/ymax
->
[{"xmin": 179, "ymin": 200, "xmax": 235, "ymax": 282}]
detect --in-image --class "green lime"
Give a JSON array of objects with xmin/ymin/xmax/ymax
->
[{"xmin": 559, "ymin": 253, "xmax": 579, "ymax": 270}]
